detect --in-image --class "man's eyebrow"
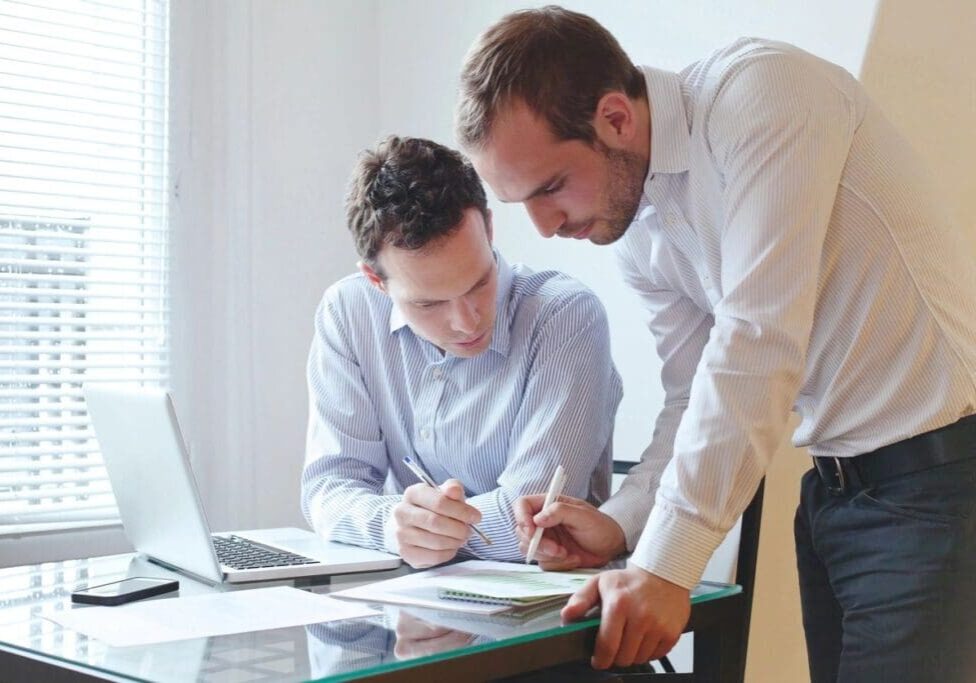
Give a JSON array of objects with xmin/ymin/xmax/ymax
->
[
  {"xmin": 465, "ymin": 262, "xmax": 495, "ymax": 294},
  {"xmin": 409, "ymin": 261, "xmax": 494, "ymax": 305},
  {"xmin": 511, "ymin": 173, "xmax": 561, "ymax": 203}
]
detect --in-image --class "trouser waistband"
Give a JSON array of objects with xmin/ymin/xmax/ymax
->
[{"xmin": 812, "ymin": 413, "xmax": 976, "ymax": 496}]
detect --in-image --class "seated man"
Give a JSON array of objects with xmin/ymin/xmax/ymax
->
[{"xmin": 301, "ymin": 136, "xmax": 622, "ymax": 567}]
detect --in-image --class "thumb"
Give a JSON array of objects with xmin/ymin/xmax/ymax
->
[
  {"xmin": 439, "ymin": 478, "xmax": 465, "ymax": 501},
  {"xmin": 534, "ymin": 500, "xmax": 578, "ymax": 527},
  {"xmin": 561, "ymin": 575, "xmax": 601, "ymax": 622}
]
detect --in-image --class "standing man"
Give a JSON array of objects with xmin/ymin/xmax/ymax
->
[
  {"xmin": 301, "ymin": 135, "xmax": 621, "ymax": 569},
  {"xmin": 456, "ymin": 7, "xmax": 976, "ymax": 681}
]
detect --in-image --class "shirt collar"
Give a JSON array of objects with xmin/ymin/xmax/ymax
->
[
  {"xmin": 388, "ymin": 249, "xmax": 514, "ymax": 358},
  {"xmin": 642, "ymin": 66, "xmax": 691, "ymax": 190}
]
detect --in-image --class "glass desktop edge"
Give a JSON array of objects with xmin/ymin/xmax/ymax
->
[{"xmin": 311, "ymin": 582, "xmax": 742, "ymax": 683}]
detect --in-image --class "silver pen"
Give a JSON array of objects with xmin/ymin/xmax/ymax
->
[{"xmin": 402, "ymin": 456, "xmax": 493, "ymax": 545}]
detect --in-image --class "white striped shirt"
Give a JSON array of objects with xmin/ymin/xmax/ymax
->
[
  {"xmin": 302, "ymin": 254, "xmax": 622, "ymax": 562},
  {"xmin": 602, "ymin": 38, "xmax": 976, "ymax": 589}
]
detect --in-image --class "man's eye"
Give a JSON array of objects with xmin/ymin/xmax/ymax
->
[{"xmin": 543, "ymin": 181, "xmax": 564, "ymax": 195}]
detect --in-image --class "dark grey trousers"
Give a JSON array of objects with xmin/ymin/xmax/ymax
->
[{"xmin": 795, "ymin": 424, "xmax": 976, "ymax": 683}]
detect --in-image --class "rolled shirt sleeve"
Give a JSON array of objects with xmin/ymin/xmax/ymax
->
[
  {"xmin": 620, "ymin": 50, "xmax": 857, "ymax": 589},
  {"xmin": 301, "ymin": 297, "xmax": 402, "ymax": 554}
]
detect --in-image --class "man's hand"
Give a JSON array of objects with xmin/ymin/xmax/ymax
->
[
  {"xmin": 562, "ymin": 567, "xmax": 690, "ymax": 669},
  {"xmin": 393, "ymin": 479, "xmax": 481, "ymax": 568},
  {"xmin": 513, "ymin": 494, "xmax": 626, "ymax": 569},
  {"xmin": 393, "ymin": 611, "xmax": 476, "ymax": 659}
]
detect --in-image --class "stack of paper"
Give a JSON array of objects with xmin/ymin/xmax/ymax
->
[{"xmin": 332, "ymin": 560, "xmax": 598, "ymax": 615}]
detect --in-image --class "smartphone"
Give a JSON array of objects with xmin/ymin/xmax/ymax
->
[{"xmin": 71, "ymin": 577, "xmax": 179, "ymax": 606}]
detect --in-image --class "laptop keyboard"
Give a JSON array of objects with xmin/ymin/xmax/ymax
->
[{"xmin": 213, "ymin": 535, "xmax": 319, "ymax": 570}]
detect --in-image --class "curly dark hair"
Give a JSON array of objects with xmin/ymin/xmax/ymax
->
[{"xmin": 345, "ymin": 136, "xmax": 489, "ymax": 275}]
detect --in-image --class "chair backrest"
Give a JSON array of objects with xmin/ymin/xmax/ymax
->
[
  {"xmin": 611, "ymin": 461, "xmax": 765, "ymax": 681},
  {"xmin": 733, "ymin": 479, "xmax": 765, "ymax": 681}
]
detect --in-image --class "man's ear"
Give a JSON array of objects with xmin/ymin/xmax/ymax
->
[
  {"xmin": 592, "ymin": 91, "xmax": 638, "ymax": 149},
  {"xmin": 358, "ymin": 260, "xmax": 386, "ymax": 292}
]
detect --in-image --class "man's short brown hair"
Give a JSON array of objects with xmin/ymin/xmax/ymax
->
[
  {"xmin": 345, "ymin": 136, "xmax": 489, "ymax": 274},
  {"xmin": 456, "ymin": 5, "xmax": 645, "ymax": 150}
]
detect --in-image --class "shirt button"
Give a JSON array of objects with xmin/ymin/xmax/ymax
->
[
  {"xmin": 432, "ymin": 367, "xmax": 444, "ymax": 380},
  {"xmin": 666, "ymin": 213, "xmax": 677, "ymax": 226},
  {"xmin": 420, "ymin": 428, "xmax": 431, "ymax": 440}
]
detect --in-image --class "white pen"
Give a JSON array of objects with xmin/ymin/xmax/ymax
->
[
  {"xmin": 525, "ymin": 465, "xmax": 566, "ymax": 564},
  {"xmin": 402, "ymin": 456, "xmax": 493, "ymax": 545}
]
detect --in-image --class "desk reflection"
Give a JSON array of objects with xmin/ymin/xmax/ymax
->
[{"xmin": 305, "ymin": 602, "xmax": 559, "ymax": 678}]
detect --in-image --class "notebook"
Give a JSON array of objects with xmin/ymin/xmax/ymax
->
[
  {"xmin": 332, "ymin": 560, "xmax": 598, "ymax": 614},
  {"xmin": 83, "ymin": 384, "xmax": 401, "ymax": 584}
]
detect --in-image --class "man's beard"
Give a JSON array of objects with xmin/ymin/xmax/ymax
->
[{"xmin": 592, "ymin": 140, "xmax": 646, "ymax": 245}]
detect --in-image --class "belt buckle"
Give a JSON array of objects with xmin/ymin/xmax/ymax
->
[{"xmin": 816, "ymin": 457, "xmax": 847, "ymax": 495}]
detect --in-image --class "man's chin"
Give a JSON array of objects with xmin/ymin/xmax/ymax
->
[
  {"xmin": 588, "ymin": 220, "xmax": 630, "ymax": 246},
  {"xmin": 449, "ymin": 332, "xmax": 492, "ymax": 357}
]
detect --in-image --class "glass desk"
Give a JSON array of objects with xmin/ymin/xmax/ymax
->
[{"xmin": 0, "ymin": 554, "xmax": 741, "ymax": 682}]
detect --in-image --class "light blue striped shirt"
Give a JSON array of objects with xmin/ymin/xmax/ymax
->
[{"xmin": 301, "ymin": 254, "xmax": 622, "ymax": 562}]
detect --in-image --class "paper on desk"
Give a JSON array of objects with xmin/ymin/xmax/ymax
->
[
  {"xmin": 331, "ymin": 560, "xmax": 597, "ymax": 614},
  {"xmin": 48, "ymin": 586, "xmax": 381, "ymax": 647}
]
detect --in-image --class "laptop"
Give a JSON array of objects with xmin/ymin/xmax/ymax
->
[{"xmin": 83, "ymin": 384, "xmax": 401, "ymax": 584}]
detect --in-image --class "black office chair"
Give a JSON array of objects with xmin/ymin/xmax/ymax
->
[{"xmin": 609, "ymin": 461, "xmax": 766, "ymax": 683}]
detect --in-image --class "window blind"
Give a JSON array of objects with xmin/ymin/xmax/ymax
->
[{"xmin": 0, "ymin": 0, "xmax": 170, "ymax": 529}]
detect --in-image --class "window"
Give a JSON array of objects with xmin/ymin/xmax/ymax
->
[{"xmin": 0, "ymin": 0, "xmax": 170, "ymax": 531}]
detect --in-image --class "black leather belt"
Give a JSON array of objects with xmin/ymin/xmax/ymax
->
[{"xmin": 813, "ymin": 413, "xmax": 976, "ymax": 496}]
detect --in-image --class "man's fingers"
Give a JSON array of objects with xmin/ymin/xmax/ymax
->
[
  {"xmin": 398, "ymin": 543, "xmax": 456, "ymax": 569},
  {"xmin": 533, "ymin": 499, "xmax": 588, "ymax": 528},
  {"xmin": 397, "ymin": 525, "xmax": 466, "ymax": 551},
  {"xmin": 613, "ymin": 610, "xmax": 649, "ymax": 668},
  {"xmin": 536, "ymin": 554, "xmax": 581, "ymax": 572},
  {"xmin": 561, "ymin": 574, "xmax": 601, "ymax": 622},
  {"xmin": 537, "ymin": 535, "xmax": 568, "ymax": 559},
  {"xmin": 635, "ymin": 632, "xmax": 662, "ymax": 669},
  {"xmin": 592, "ymin": 589, "xmax": 626, "ymax": 670},
  {"xmin": 404, "ymin": 484, "xmax": 480, "ymax": 525},
  {"xmin": 395, "ymin": 505, "xmax": 470, "ymax": 540},
  {"xmin": 649, "ymin": 633, "xmax": 679, "ymax": 663},
  {"xmin": 439, "ymin": 478, "xmax": 464, "ymax": 500},
  {"xmin": 513, "ymin": 496, "xmax": 539, "ymax": 531}
]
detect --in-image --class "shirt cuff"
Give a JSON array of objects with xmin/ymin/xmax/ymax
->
[
  {"xmin": 382, "ymin": 509, "xmax": 401, "ymax": 556},
  {"xmin": 599, "ymin": 488, "xmax": 655, "ymax": 553},
  {"xmin": 627, "ymin": 504, "xmax": 727, "ymax": 590}
]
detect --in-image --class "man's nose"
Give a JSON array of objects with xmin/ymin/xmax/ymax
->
[
  {"xmin": 525, "ymin": 200, "xmax": 565, "ymax": 239},
  {"xmin": 451, "ymin": 297, "xmax": 479, "ymax": 335}
]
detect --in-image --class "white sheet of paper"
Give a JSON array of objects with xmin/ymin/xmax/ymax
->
[
  {"xmin": 331, "ymin": 560, "xmax": 595, "ymax": 614},
  {"xmin": 49, "ymin": 586, "xmax": 381, "ymax": 647}
]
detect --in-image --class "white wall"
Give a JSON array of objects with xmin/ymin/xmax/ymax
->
[{"xmin": 169, "ymin": 0, "xmax": 381, "ymax": 534}]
